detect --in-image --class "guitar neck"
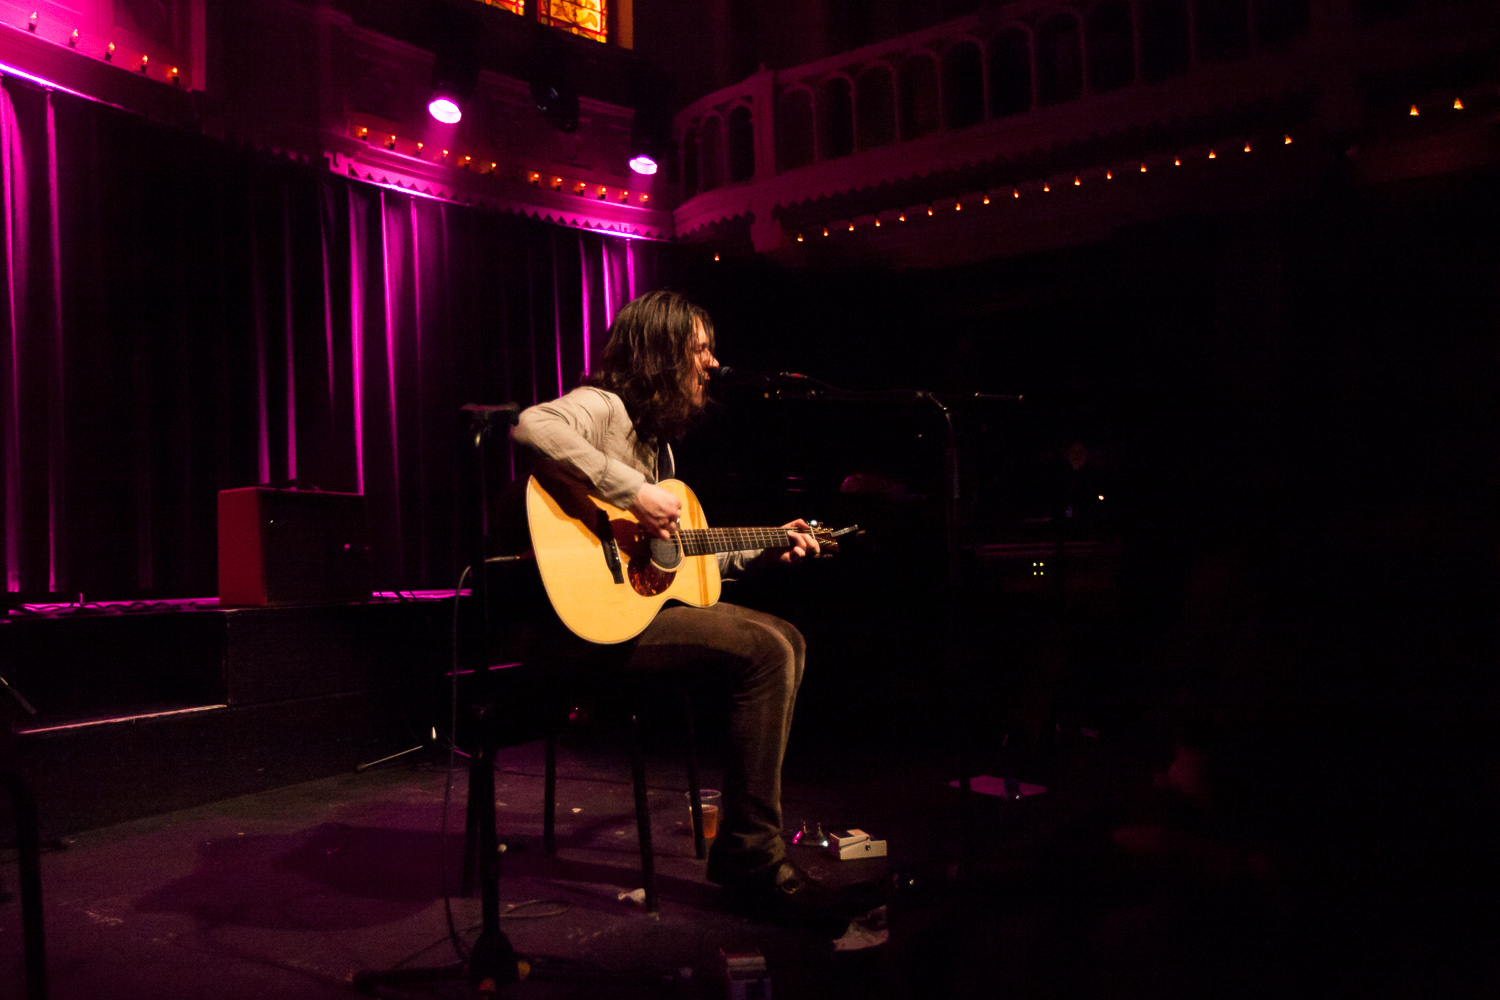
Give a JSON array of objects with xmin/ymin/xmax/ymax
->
[{"xmin": 679, "ymin": 527, "xmax": 797, "ymax": 557}]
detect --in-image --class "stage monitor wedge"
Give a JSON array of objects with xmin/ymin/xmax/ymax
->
[{"xmin": 218, "ymin": 488, "xmax": 372, "ymax": 607}]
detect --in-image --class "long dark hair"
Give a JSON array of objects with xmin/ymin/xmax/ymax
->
[{"xmin": 587, "ymin": 290, "xmax": 715, "ymax": 444}]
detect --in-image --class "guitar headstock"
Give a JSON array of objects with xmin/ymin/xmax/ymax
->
[{"xmin": 806, "ymin": 522, "xmax": 859, "ymax": 556}]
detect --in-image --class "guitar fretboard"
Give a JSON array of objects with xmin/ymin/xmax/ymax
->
[{"xmin": 679, "ymin": 528, "xmax": 797, "ymax": 557}]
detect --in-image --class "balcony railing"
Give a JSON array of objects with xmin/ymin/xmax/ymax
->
[{"xmin": 675, "ymin": 0, "xmax": 1311, "ymax": 201}]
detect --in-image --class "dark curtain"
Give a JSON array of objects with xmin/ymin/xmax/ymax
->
[{"xmin": 1, "ymin": 76, "xmax": 665, "ymax": 599}]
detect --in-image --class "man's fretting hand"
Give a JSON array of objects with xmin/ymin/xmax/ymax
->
[
  {"xmin": 631, "ymin": 482, "xmax": 682, "ymax": 540},
  {"xmin": 779, "ymin": 519, "xmax": 821, "ymax": 564}
]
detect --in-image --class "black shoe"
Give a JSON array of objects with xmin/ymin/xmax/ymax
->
[{"xmin": 720, "ymin": 859, "xmax": 863, "ymax": 922}]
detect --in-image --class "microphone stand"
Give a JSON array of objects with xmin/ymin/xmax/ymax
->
[
  {"xmin": 1, "ymin": 675, "xmax": 46, "ymax": 1000},
  {"xmin": 354, "ymin": 402, "xmax": 525, "ymax": 996},
  {"xmin": 714, "ymin": 370, "xmax": 1022, "ymax": 879}
]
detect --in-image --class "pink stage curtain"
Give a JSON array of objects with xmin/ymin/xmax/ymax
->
[{"xmin": 0, "ymin": 76, "xmax": 664, "ymax": 599}]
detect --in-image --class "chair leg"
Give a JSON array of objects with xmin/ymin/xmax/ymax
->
[
  {"xmin": 629, "ymin": 712, "xmax": 658, "ymax": 913},
  {"xmin": 681, "ymin": 689, "xmax": 707, "ymax": 860},
  {"xmin": 543, "ymin": 734, "xmax": 558, "ymax": 855}
]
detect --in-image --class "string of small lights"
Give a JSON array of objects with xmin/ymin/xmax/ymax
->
[
  {"xmin": 346, "ymin": 123, "xmax": 653, "ymax": 208},
  {"xmin": 16, "ymin": 10, "xmax": 186, "ymax": 85},
  {"xmin": 771, "ymin": 95, "xmax": 1476, "ymax": 248}
]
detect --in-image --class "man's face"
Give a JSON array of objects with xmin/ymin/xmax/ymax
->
[{"xmin": 687, "ymin": 319, "xmax": 717, "ymax": 408}]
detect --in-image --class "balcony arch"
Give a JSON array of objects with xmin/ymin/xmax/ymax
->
[
  {"xmin": 776, "ymin": 87, "xmax": 816, "ymax": 171},
  {"xmin": 1086, "ymin": 1, "xmax": 1135, "ymax": 92},
  {"xmin": 1037, "ymin": 12, "xmax": 1084, "ymax": 105},
  {"xmin": 855, "ymin": 63, "xmax": 898, "ymax": 151},
  {"xmin": 699, "ymin": 114, "xmax": 724, "ymax": 191},
  {"xmin": 1197, "ymin": 0, "xmax": 1252, "ymax": 64},
  {"xmin": 817, "ymin": 76, "xmax": 855, "ymax": 160},
  {"xmin": 727, "ymin": 104, "xmax": 756, "ymax": 182},
  {"xmin": 988, "ymin": 26, "xmax": 1033, "ymax": 117},
  {"xmin": 1139, "ymin": 0, "xmax": 1191, "ymax": 82},
  {"xmin": 942, "ymin": 39, "xmax": 986, "ymax": 129},
  {"xmin": 898, "ymin": 53, "xmax": 941, "ymax": 141},
  {"xmin": 681, "ymin": 125, "xmax": 699, "ymax": 196}
]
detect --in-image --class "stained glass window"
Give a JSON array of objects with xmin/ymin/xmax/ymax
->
[
  {"xmin": 473, "ymin": 0, "xmax": 525, "ymax": 14},
  {"xmin": 540, "ymin": 0, "xmax": 608, "ymax": 43},
  {"xmin": 469, "ymin": 1, "xmax": 608, "ymax": 43}
]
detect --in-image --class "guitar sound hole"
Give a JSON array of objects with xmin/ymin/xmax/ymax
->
[{"xmin": 649, "ymin": 536, "xmax": 684, "ymax": 572}]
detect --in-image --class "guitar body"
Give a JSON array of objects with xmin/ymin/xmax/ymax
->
[{"xmin": 526, "ymin": 476, "xmax": 722, "ymax": 645}]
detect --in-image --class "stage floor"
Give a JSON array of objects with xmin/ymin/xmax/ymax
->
[{"xmin": 2, "ymin": 710, "xmax": 1491, "ymax": 998}]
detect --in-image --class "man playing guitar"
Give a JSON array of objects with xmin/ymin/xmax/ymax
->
[{"xmin": 512, "ymin": 290, "xmax": 841, "ymax": 919}]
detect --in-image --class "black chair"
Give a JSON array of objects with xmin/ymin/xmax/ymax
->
[{"xmin": 540, "ymin": 677, "xmax": 710, "ymax": 913}]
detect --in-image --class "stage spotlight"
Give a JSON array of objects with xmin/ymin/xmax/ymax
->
[
  {"xmin": 628, "ymin": 97, "xmax": 670, "ymax": 177},
  {"xmin": 629, "ymin": 130, "xmax": 660, "ymax": 175},
  {"xmin": 428, "ymin": 45, "xmax": 480, "ymax": 124}
]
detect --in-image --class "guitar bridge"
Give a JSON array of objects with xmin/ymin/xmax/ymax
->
[{"xmin": 595, "ymin": 510, "xmax": 625, "ymax": 584}]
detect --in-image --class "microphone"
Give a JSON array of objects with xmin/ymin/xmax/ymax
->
[
  {"xmin": 705, "ymin": 366, "xmax": 809, "ymax": 384},
  {"xmin": 461, "ymin": 402, "xmax": 521, "ymax": 426}
]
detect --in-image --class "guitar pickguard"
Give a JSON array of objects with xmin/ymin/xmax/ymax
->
[{"xmin": 627, "ymin": 556, "xmax": 675, "ymax": 597}]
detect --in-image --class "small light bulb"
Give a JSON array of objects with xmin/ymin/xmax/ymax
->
[
  {"xmin": 1453, "ymin": 98, "xmax": 1464, "ymax": 110},
  {"xmin": 1208, "ymin": 149, "xmax": 1217, "ymax": 159},
  {"xmin": 1043, "ymin": 183, "xmax": 1050, "ymax": 192},
  {"xmin": 1174, "ymin": 157, "xmax": 1181, "ymax": 166},
  {"xmin": 1409, "ymin": 104, "xmax": 1419, "ymax": 116},
  {"xmin": 1013, "ymin": 187, "xmax": 1019, "ymax": 198},
  {"xmin": 927, "ymin": 206, "xmax": 934, "ymax": 216},
  {"xmin": 1106, "ymin": 170, "xmax": 1113, "ymax": 180},
  {"xmin": 898, "ymin": 213, "xmax": 906, "ymax": 222},
  {"xmin": 954, "ymin": 201, "xmax": 961, "ymax": 211},
  {"xmin": 982, "ymin": 195, "xmax": 990, "ymax": 204},
  {"xmin": 1284, "ymin": 134, "xmax": 1293, "ymax": 145},
  {"xmin": 874, "ymin": 218, "xmax": 881, "ymax": 227},
  {"xmin": 106, "ymin": 42, "xmax": 115, "ymax": 61},
  {"xmin": 1074, "ymin": 175, "xmax": 1081, "ymax": 185},
  {"xmin": 1243, "ymin": 141, "xmax": 1252, "ymax": 152},
  {"xmin": 714, "ymin": 253, "xmax": 720, "ymax": 261},
  {"xmin": 28, "ymin": 12, "xmax": 37, "ymax": 33},
  {"xmin": 70, "ymin": 29, "xmax": 78, "ymax": 47},
  {"xmin": 796, "ymin": 233, "xmax": 804, "ymax": 242},
  {"xmin": 848, "ymin": 222, "xmax": 855, "ymax": 231},
  {"xmin": 822, "ymin": 227, "xmax": 829, "ymax": 237},
  {"xmin": 1140, "ymin": 162, "xmax": 1147, "ymax": 173}
]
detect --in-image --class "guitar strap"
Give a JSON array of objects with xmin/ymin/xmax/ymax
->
[{"xmin": 657, "ymin": 442, "xmax": 675, "ymax": 482}]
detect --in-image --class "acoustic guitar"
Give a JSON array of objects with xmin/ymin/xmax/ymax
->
[{"xmin": 525, "ymin": 475, "xmax": 852, "ymax": 644}]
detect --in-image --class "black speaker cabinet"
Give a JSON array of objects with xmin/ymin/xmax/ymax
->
[{"xmin": 218, "ymin": 488, "xmax": 372, "ymax": 607}]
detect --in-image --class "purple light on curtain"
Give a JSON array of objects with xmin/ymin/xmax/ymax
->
[
  {"xmin": 380, "ymin": 193, "xmax": 401, "ymax": 521},
  {"xmin": 626, "ymin": 239, "xmax": 637, "ymax": 301},
  {"xmin": 1, "ymin": 91, "xmax": 22, "ymax": 590},
  {"xmin": 321, "ymin": 205, "xmax": 335, "ymax": 408},
  {"xmin": 282, "ymin": 198, "xmax": 297, "ymax": 480},
  {"xmin": 347, "ymin": 187, "xmax": 366, "ymax": 494},
  {"xmin": 43, "ymin": 93, "xmax": 61, "ymax": 591},
  {"xmin": 552, "ymin": 243, "xmax": 564, "ymax": 399},
  {"xmin": 250, "ymin": 198, "xmax": 271, "ymax": 486},
  {"xmin": 580, "ymin": 238, "xmax": 592, "ymax": 377}
]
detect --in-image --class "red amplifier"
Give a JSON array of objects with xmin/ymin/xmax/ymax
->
[{"xmin": 217, "ymin": 488, "xmax": 372, "ymax": 607}]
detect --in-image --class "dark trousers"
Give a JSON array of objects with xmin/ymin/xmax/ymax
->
[{"xmin": 621, "ymin": 602, "xmax": 805, "ymax": 873}]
